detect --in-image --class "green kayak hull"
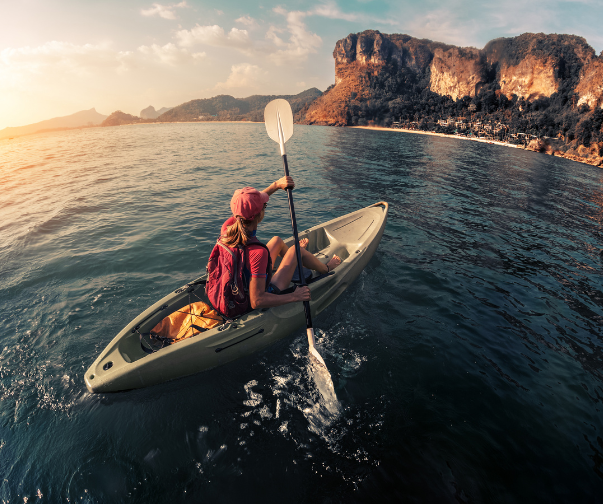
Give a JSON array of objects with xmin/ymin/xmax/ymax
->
[{"xmin": 85, "ymin": 202, "xmax": 388, "ymax": 393}]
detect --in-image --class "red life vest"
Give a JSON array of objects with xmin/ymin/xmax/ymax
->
[{"xmin": 205, "ymin": 237, "xmax": 272, "ymax": 318}]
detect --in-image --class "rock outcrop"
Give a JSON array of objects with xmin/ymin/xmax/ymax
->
[
  {"xmin": 430, "ymin": 47, "xmax": 484, "ymax": 99},
  {"xmin": 576, "ymin": 59, "xmax": 603, "ymax": 109}
]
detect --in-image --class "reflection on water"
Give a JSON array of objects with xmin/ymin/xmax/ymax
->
[{"xmin": 1, "ymin": 124, "xmax": 603, "ymax": 501}]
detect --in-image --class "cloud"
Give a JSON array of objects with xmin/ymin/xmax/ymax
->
[
  {"xmin": 215, "ymin": 63, "xmax": 265, "ymax": 90},
  {"xmin": 175, "ymin": 25, "xmax": 250, "ymax": 50},
  {"xmin": 268, "ymin": 8, "xmax": 322, "ymax": 65},
  {"xmin": 310, "ymin": 2, "xmax": 398, "ymax": 26},
  {"xmin": 141, "ymin": 1, "xmax": 188, "ymax": 20},
  {"xmin": 266, "ymin": 26, "xmax": 286, "ymax": 47},
  {"xmin": 311, "ymin": 3, "xmax": 360, "ymax": 22},
  {"xmin": 137, "ymin": 43, "xmax": 205, "ymax": 65},
  {"xmin": 405, "ymin": 9, "xmax": 482, "ymax": 47},
  {"xmin": 236, "ymin": 15, "xmax": 258, "ymax": 28},
  {"xmin": 0, "ymin": 39, "xmax": 204, "ymax": 88},
  {"xmin": 0, "ymin": 41, "xmax": 134, "ymax": 80}
]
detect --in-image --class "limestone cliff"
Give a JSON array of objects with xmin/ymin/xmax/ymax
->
[
  {"xmin": 307, "ymin": 31, "xmax": 441, "ymax": 126},
  {"xmin": 576, "ymin": 59, "xmax": 603, "ymax": 109},
  {"xmin": 497, "ymin": 55, "xmax": 558, "ymax": 100},
  {"xmin": 429, "ymin": 47, "xmax": 484, "ymax": 99},
  {"xmin": 483, "ymin": 33, "xmax": 596, "ymax": 101},
  {"xmin": 304, "ymin": 30, "xmax": 603, "ymax": 127}
]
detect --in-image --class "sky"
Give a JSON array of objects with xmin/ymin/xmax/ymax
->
[{"xmin": 1, "ymin": 0, "xmax": 602, "ymax": 130}]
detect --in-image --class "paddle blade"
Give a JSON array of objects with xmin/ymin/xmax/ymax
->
[
  {"xmin": 307, "ymin": 328, "xmax": 327, "ymax": 368},
  {"xmin": 264, "ymin": 99, "xmax": 294, "ymax": 144}
]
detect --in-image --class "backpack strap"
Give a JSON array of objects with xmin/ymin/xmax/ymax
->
[{"xmin": 216, "ymin": 239, "xmax": 242, "ymax": 296}]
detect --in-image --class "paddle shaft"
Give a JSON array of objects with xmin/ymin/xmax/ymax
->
[{"xmin": 281, "ymin": 153, "xmax": 312, "ymax": 330}]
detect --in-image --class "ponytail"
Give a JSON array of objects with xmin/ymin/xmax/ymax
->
[{"xmin": 220, "ymin": 215, "xmax": 261, "ymax": 247}]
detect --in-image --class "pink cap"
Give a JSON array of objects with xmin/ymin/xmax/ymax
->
[{"xmin": 230, "ymin": 187, "xmax": 269, "ymax": 220}]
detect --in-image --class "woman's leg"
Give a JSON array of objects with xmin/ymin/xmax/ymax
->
[
  {"xmin": 265, "ymin": 236, "xmax": 287, "ymax": 267},
  {"xmin": 270, "ymin": 244, "xmax": 342, "ymax": 291},
  {"xmin": 269, "ymin": 246, "xmax": 299, "ymax": 290},
  {"xmin": 265, "ymin": 236, "xmax": 309, "ymax": 267}
]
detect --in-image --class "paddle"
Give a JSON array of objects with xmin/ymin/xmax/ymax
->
[{"xmin": 264, "ymin": 99, "xmax": 327, "ymax": 367}]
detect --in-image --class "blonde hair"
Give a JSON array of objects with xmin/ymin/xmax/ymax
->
[{"xmin": 220, "ymin": 214, "xmax": 262, "ymax": 247}]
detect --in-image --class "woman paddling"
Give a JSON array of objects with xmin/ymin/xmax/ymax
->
[{"xmin": 207, "ymin": 176, "xmax": 341, "ymax": 315}]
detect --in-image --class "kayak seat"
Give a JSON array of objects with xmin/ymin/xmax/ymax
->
[{"xmin": 278, "ymin": 271, "xmax": 335, "ymax": 295}]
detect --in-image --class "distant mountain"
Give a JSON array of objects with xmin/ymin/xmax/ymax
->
[
  {"xmin": 0, "ymin": 108, "xmax": 107, "ymax": 139},
  {"xmin": 157, "ymin": 88, "xmax": 323, "ymax": 123},
  {"xmin": 140, "ymin": 105, "xmax": 172, "ymax": 119},
  {"xmin": 101, "ymin": 111, "xmax": 141, "ymax": 127}
]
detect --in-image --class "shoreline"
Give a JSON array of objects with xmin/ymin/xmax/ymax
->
[
  {"xmin": 352, "ymin": 125, "xmax": 523, "ymax": 150},
  {"xmin": 351, "ymin": 125, "xmax": 603, "ymax": 168}
]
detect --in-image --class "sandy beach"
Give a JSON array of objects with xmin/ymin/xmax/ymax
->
[{"xmin": 351, "ymin": 125, "xmax": 523, "ymax": 150}]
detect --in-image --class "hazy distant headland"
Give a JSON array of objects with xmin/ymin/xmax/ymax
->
[
  {"xmin": 0, "ymin": 109, "xmax": 107, "ymax": 140},
  {"xmin": 100, "ymin": 88, "xmax": 322, "ymax": 127},
  {"xmin": 3, "ymin": 30, "xmax": 602, "ymax": 167},
  {"xmin": 0, "ymin": 90, "xmax": 321, "ymax": 139}
]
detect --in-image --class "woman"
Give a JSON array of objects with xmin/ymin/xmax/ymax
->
[{"xmin": 219, "ymin": 176, "xmax": 341, "ymax": 310}]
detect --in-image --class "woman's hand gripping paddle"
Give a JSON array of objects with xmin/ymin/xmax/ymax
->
[{"xmin": 264, "ymin": 99, "xmax": 327, "ymax": 368}]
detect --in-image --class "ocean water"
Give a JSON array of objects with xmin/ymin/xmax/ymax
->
[{"xmin": 1, "ymin": 123, "xmax": 602, "ymax": 502}]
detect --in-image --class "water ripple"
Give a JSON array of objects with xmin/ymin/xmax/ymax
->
[{"xmin": 1, "ymin": 124, "xmax": 602, "ymax": 501}]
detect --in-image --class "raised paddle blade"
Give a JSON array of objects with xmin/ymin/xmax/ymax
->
[{"xmin": 264, "ymin": 99, "xmax": 294, "ymax": 147}]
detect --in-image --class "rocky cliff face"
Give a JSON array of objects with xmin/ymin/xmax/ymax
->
[
  {"xmin": 576, "ymin": 59, "xmax": 603, "ymax": 109},
  {"xmin": 304, "ymin": 30, "xmax": 603, "ymax": 126},
  {"xmin": 497, "ymin": 55, "xmax": 558, "ymax": 100},
  {"xmin": 483, "ymin": 33, "xmax": 597, "ymax": 101},
  {"xmin": 429, "ymin": 47, "xmax": 484, "ymax": 100}
]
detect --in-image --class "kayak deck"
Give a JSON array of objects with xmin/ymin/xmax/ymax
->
[{"xmin": 85, "ymin": 202, "xmax": 388, "ymax": 392}]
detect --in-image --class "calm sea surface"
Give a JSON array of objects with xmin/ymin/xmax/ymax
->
[{"xmin": 1, "ymin": 123, "xmax": 602, "ymax": 502}]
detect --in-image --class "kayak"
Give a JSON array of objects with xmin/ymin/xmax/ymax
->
[{"xmin": 85, "ymin": 202, "xmax": 389, "ymax": 393}]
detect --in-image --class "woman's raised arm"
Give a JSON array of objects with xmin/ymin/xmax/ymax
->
[{"xmin": 262, "ymin": 176, "xmax": 294, "ymax": 196}]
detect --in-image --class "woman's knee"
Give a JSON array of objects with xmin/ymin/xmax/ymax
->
[
  {"xmin": 280, "ymin": 245, "xmax": 298, "ymax": 266},
  {"xmin": 267, "ymin": 236, "xmax": 284, "ymax": 251}
]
